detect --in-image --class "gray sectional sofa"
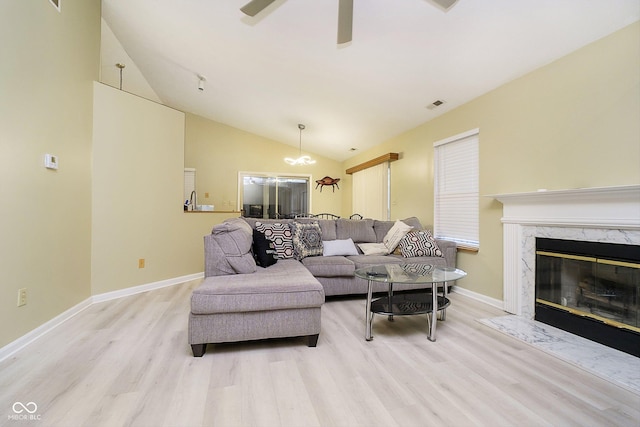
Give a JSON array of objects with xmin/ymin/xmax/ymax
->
[{"xmin": 188, "ymin": 216, "xmax": 456, "ymax": 356}]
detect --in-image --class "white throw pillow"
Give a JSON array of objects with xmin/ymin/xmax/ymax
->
[
  {"xmin": 383, "ymin": 220, "xmax": 413, "ymax": 252},
  {"xmin": 358, "ymin": 242, "xmax": 389, "ymax": 256},
  {"xmin": 323, "ymin": 238, "xmax": 359, "ymax": 256}
]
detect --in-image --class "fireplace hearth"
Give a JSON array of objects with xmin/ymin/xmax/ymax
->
[
  {"xmin": 535, "ymin": 238, "xmax": 640, "ymax": 356},
  {"xmin": 491, "ymin": 185, "xmax": 640, "ymax": 356}
]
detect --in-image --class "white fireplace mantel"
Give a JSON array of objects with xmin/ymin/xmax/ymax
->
[
  {"xmin": 490, "ymin": 184, "xmax": 640, "ymax": 229},
  {"xmin": 490, "ymin": 184, "xmax": 640, "ymax": 316}
]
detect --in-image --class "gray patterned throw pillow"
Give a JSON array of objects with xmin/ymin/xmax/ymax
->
[{"xmin": 290, "ymin": 221, "xmax": 323, "ymax": 260}]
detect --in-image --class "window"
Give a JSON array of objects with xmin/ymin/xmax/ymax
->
[
  {"xmin": 239, "ymin": 172, "xmax": 311, "ymax": 219},
  {"xmin": 184, "ymin": 168, "xmax": 196, "ymax": 204},
  {"xmin": 434, "ymin": 129, "xmax": 479, "ymax": 250}
]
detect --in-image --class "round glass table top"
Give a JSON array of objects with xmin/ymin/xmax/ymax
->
[{"xmin": 354, "ymin": 263, "xmax": 466, "ymax": 284}]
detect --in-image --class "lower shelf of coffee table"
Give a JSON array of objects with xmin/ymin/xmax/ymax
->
[{"xmin": 371, "ymin": 293, "xmax": 450, "ymax": 316}]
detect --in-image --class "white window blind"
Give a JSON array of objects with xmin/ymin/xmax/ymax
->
[
  {"xmin": 352, "ymin": 162, "xmax": 389, "ymax": 220},
  {"xmin": 434, "ymin": 129, "xmax": 479, "ymax": 250}
]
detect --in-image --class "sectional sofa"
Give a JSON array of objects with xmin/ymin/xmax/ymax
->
[{"xmin": 188, "ymin": 216, "xmax": 457, "ymax": 356}]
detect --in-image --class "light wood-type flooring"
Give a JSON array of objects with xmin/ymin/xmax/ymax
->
[{"xmin": 1, "ymin": 278, "xmax": 639, "ymax": 427}]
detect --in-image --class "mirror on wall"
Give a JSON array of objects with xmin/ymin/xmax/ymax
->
[{"xmin": 239, "ymin": 172, "xmax": 311, "ymax": 219}]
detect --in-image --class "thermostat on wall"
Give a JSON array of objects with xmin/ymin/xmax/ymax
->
[{"xmin": 44, "ymin": 154, "xmax": 59, "ymax": 170}]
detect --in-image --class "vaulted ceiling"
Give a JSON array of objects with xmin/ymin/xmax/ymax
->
[{"xmin": 102, "ymin": 0, "xmax": 639, "ymax": 161}]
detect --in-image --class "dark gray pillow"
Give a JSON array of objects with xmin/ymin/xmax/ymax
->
[{"xmin": 252, "ymin": 229, "xmax": 278, "ymax": 267}]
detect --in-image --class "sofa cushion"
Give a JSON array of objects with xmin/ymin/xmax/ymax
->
[
  {"xmin": 255, "ymin": 222, "xmax": 295, "ymax": 259},
  {"xmin": 192, "ymin": 260, "xmax": 324, "ymax": 314},
  {"xmin": 322, "ymin": 238, "xmax": 359, "ymax": 256},
  {"xmin": 290, "ymin": 221, "xmax": 323, "ymax": 260},
  {"xmin": 252, "ymin": 229, "xmax": 278, "ymax": 267},
  {"xmin": 295, "ymin": 218, "xmax": 337, "ymax": 241},
  {"xmin": 336, "ymin": 218, "xmax": 376, "ymax": 242},
  {"xmin": 398, "ymin": 230, "xmax": 443, "ymax": 258},
  {"xmin": 301, "ymin": 255, "xmax": 355, "ymax": 277},
  {"xmin": 383, "ymin": 220, "xmax": 414, "ymax": 252}
]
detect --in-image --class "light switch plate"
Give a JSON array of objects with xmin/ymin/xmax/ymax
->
[{"xmin": 44, "ymin": 154, "xmax": 59, "ymax": 170}]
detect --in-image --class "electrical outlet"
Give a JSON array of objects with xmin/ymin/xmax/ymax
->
[
  {"xmin": 17, "ymin": 288, "xmax": 27, "ymax": 307},
  {"xmin": 204, "ymin": 192, "xmax": 209, "ymax": 198},
  {"xmin": 138, "ymin": 258, "xmax": 145, "ymax": 268}
]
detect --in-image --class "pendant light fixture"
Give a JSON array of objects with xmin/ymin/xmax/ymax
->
[{"xmin": 284, "ymin": 124, "xmax": 316, "ymax": 165}]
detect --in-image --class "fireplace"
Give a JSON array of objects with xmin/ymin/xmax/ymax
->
[
  {"xmin": 534, "ymin": 238, "xmax": 640, "ymax": 356},
  {"xmin": 491, "ymin": 185, "xmax": 640, "ymax": 354}
]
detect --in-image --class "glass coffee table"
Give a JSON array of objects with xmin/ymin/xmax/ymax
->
[{"xmin": 354, "ymin": 264, "xmax": 467, "ymax": 342}]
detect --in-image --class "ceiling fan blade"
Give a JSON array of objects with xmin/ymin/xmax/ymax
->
[
  {"xmin": 240, "ymin": 0, "xmax": 277, "ymax": 17},
  {"xmin": 430, "ymin": 0, "xmax": 459, "ymax": 11},
  {"xmin": 337, "ymin": 0, "xmax": 353, "ymax": 44}
]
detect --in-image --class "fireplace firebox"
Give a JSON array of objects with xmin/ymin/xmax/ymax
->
[{"xmin": 535, "ymin": 238, "xmax": 640, "ymax": 357}]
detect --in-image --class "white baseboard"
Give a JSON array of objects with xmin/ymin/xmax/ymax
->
[
  {"xmin": 0, "ymin": 272, "xmax": 204, "ymax": 363},
  {"xmin": 0, "ymin": 297, "xmax": 93, "ymax": 363},
  {"xmin": 91, "ymin": 272, "xmax": 204, "ymax": 303},
  {"xmin": 451, "ymin": 285, "xmax": 504, "ymax": 311}
]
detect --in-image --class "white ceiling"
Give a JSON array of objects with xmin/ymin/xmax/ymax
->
[{"xmin": 101, "ymin": 0, "xmax": 639, "ymax": 162}]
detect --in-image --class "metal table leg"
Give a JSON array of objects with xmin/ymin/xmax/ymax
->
[
  {"xmin": 365, "ymin": 279, "xmax": 374, "ymax": 340},
  {"xmin": 440, "ymin": 281, "xmax": 447, "ymax": 321},
  {"xmin": 387, "ymin": 282, "xmax": 394, "ymax": 322},
  {"xmin": 428, "ymin": 283, "xmax": 438, "ymax": 341}
]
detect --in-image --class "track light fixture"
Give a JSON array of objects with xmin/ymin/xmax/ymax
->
[{"xmin": 197, "ymin": 75, "xmax": 206, "ymax": 91}]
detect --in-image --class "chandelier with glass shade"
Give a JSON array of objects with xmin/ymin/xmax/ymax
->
[{"xmin": 285, "ymin": 124, "xmax": 316, "ymax": 166}]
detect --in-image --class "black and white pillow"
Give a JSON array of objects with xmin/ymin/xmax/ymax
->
[
  {"xmin": 255, "ymin": 222, "xmax": 295, "ymax": 259},
  {"xmin": 398, "ymin": 230, "xmax": 443, "ymax": 258},
  {"xmin": 290, "ymin": 221, "xmax": 323, "ymax": 260},
  {"xmin": 252, "ymin": 229, "xmax": 278, "ymax": 267}
]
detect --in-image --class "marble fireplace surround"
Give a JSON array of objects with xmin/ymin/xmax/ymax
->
[{"xmin": 491, "ymin": 184, "xmax": 640, "ymax": 318}]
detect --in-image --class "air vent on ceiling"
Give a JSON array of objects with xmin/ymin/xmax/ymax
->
[{"xmin": 426, "ymin": 99, "xmax": 446, "ymax": 110}]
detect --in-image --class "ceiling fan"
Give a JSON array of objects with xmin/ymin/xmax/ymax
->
[{"xmin": 240, "ymin": 0, "xmax": 460, "ymax": 44}]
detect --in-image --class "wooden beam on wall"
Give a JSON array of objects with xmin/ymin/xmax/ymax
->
[{"xmin": 345, "ymin": 153, "xmax": 399, "ymax": 175}]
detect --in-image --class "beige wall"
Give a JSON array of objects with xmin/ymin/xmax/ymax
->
[
  {"xmin": 92, "ymin": 83, "xmax": 193, "ymax": 294},
  {"xmin": 184, "ymin": 113, "xmax": 344, "ymax": 216},
  {"xmin": 0, "ymin": 0, "xmax": 100, "ymax": 347},
  {"xmin": 343, "ymin": 22, "xmax": 640, "ymax": 300},
  {"xmin": 1, "ymin": 1, "xmax": 637, "ymax": 351}
]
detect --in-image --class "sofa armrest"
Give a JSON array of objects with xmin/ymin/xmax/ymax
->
[{"xmin": 435, "ymin": 239, "xmax": 457, "ymax": 268}]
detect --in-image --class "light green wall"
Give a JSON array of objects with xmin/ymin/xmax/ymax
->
[
  {"xmin": 184, "ymin": 113, "xmax": 344, "ymax": 216},
  {"xmin": 0, "ymin": 0, "xmax": 100, "ymax": 346},
  {"xmin": 343, "ymin": 22, "xmax": 640, "ymax": 300}
]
